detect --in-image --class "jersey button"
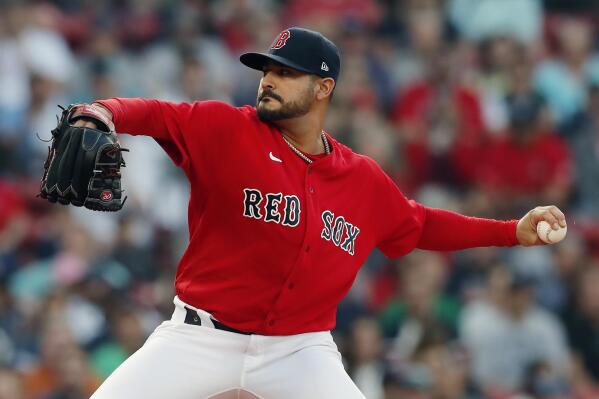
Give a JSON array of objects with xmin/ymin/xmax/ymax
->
[
  {"xmin": 305, "ymin": 245, "xmax": 310, "ymax": 253},
  {"xmin": 288, "ymin": 283, "xmax": 295, "ymax": 290},
  {"xmin": 307, "ymin": 168, "xmax": 313, "ymax": 174},
  {"xmin": 309, "ymin": 186, "xmax": 314, "ymax": 194},
  {"xmin": 268, "ymin": 320, "xmax": 275, "ymax": 326}
]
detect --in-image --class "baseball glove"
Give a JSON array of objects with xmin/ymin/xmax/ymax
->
[{"xmin": 38, "ymin": 104, "xmax": 128, "ymax": 211}]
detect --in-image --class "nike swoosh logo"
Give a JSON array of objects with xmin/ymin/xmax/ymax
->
[{"xmin": 269, "ymin": 152, "xmax": 283, "ymax": 163}]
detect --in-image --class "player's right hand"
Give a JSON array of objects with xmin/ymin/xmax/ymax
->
[{"xmin": 516, "ymin": 205, "xmax": 567, "ymax": 246}]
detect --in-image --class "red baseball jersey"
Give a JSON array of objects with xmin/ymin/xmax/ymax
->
[{"xmin": 97, "ymin": 98, "xmax": 518, "ymax": 335}]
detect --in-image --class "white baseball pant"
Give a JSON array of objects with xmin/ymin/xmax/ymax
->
[{"xmin": 90, "ymin": 296, "xmax": 366, "ymax": 399}]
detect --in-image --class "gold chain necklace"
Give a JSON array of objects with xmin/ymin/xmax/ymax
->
[{"xmin": 281, "ymin": 131, "xmax": 330, "ymax": 164}]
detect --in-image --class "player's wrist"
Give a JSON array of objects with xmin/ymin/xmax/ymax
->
[{"xmin": 69, "ymin": 103, "xmax": 115, "ymax": 132}]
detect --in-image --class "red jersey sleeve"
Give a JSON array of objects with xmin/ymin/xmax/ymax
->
[
  {"xmin": 372, "ymin": 165, "xmax": 427, "ymax": 258},
  {"xmin": 417, "ymin": 208, "xmax": 518, "ymax": 251},
  {"xmin": 95, "ymin": 98, "xmax": 239, "ymax": 172},
  {"xmin": 371, "ymin": 162, "xmax": 519, "ymax": 258}
]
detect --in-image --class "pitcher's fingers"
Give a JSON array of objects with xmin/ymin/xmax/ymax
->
[
  {"xmin": 547, "ymin": 206, "xmax": 566, "ymax": 228},
  {"xmin": 536, "ymin": 207, "xmax": 560, "ymax": 230}
]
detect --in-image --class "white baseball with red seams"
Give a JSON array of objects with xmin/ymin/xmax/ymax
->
[{"xmin": 537, "ymin": 220, "xmax": 567, "ymax": 243}]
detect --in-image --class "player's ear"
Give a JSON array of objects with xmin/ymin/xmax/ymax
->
[{"xmin": 315, "ymin": 77, "xmax": 335, "ymax": 101}]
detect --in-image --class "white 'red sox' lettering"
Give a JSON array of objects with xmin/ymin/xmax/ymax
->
[
  {"xmin": 320, "ymin": 210, "xmax": 360, "ymax": 256},
  {"xmin": 243, "ymin": 188, "xmax": 301, "ymax": 227}
]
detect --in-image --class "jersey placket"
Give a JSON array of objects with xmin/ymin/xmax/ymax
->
[{"xmin": 263, "ymin": 163, "xmax": 319, "ymax": 332}]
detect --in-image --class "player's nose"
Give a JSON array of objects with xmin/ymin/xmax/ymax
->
[{"xmin": 260, "ymin": 73, "xmax": 276, "ymax": 90}]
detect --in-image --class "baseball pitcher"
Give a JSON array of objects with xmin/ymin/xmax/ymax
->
[{"xmin": 39, "ymin": 27, "xmax": 567, "ymax": 399}]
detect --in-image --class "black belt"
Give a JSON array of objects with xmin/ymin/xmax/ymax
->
[{"xmin": 184, "ymin": 307, "xmax": 252, "ymax": 335}]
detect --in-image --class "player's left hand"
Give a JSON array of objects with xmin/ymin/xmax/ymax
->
[{"xmin": 516, "ymin": 205, "xmax": 566, "ymax": 246}]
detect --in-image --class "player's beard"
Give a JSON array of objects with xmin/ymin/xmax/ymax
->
[{"xmin": 256, "ymin": 87, "xmax": 314, "ymax": 122}]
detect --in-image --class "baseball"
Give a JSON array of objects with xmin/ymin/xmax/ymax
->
[{"xmin": 537, "ymin": 220, "xmax": 567, "ymax": 244}]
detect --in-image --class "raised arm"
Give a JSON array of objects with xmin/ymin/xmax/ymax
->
[
  {"xmin": 67, "ymin": 98, "xmax": 245, "ymax": 174},
  {"xmin": 94, "ymin": 98, "xmax": 187, "ymax": 140},
  {"xmin": 372, "ymin": 160, "xmax": 567, "ymax": 258},
  {"xmin": 416, "ymin": 205, "xmax": 567, "ymax": 251},
  {"xmin": 68, "ymin": 100, "xmax": 171, "ymax": 141}
]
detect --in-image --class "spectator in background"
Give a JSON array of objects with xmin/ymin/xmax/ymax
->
[
  {"xmin": 545, "ymin": 0, "xmax": 599, "ymax": 14},
  {"xmin": 177, "ymin": 56, "xmax": 214, "ymax": 102},
  {"xmin": 504, "ymin": 234, "xmax": 564, "ymax": 313},
  {"xmin": 534, "ymin": 17, "xmax": 599, "ymax": 127},
  {"xmin": 26, "ymin": 70, "xmax": 70, "ymax": 176},
  {"xmin": 460, "ymin": 266, "xmax": 569, "ymax": 397},
  {"xmin": 563, "ymin": 264, "xmax": 599, "ymax": 383},
  {"xmin": 474, "ymin": 36, "xmax": 527, "ymax": 134},
  {"xmin": 323, "ymin": 22, "xmax": 399, "ymax": 171},
  {"xmin": 0, "ymin": 368, "xmax": 24, "ymax": 399},
  {"xmin": 21, "ymin": 320, "xmax": 90, "ymax": 399},
  {"xmin": 564, "ymin": 85, "xmax": 599, "ymax": 217},
  {"xmin": 411, "ymin": 334, "xmax": 472, "ymax": 399},
  {"xmin": 561, "ymin": 261, "xmax": 599, "ymax": 399},
  {"xmin": 110, "ymin": 217, "xmax": 156, "ymax": 282},
  {"xmin": 76, "ymin": 31, "xmax": 130, "ymax": 99},
  {"xmin": 0, "ymin": 2, "xmax": 75, "ymax": 141},
  {"xmin": 87, "ymin": 58, "xmax": 118, "ymax": 103},
  {"xmin": 20, "ymin": 3, "xmax": 75, "ymax": 175},
  {"xmin": 445, "ymin": 247, "xmax": 502, "ymax": 304},
  {"xmin": 383, "ymin": 361, "xmax": 434, "ymax": 399},
  {"xmin": 44, "ymin": 346, "xmax": 100, "ymax": 399},
  {"xmin": 346, "ymin": 317, "xmax": 385, "ymax": 399},
  {"xmin": 553, "ymin": 233, "xmax": 590, "ymax": 313},
  {"xmin": 283, "ymin": 0, "xmax": 381, "ymax": 36},
  {"xmin": 90, "ymin": 308, "xmax": 145, "ymax": 380},
  {"xmin": 391, "ymin": 43, "xmax": 485, "ymax": 192},
  {"xmin": 522, "ymin": 361, "xmax": 571, "ymax": 399},
  {"xmin": 0, "ymin": 3, "xmax": 29, "ymax": 143},
  {"xmin": 388, "ymin": 0, "xmax": 446, "ymax": 90},
  {"xmin": 153, "ymin": 52, "xmax": 230, "ymax": 104},
  {"xmin": 347, "ymin": 100, "xmax": 399, "ymax": 175},
  {"xmin": 0, "ymin": 180, "xmax": 26, "ymax": 274},
  {"xmin": 476, "ymin": 61, "xmax": 572, "ymax": 215},
  {"xmin": 336, "ymin": 20, "xmax": 395, "ymax": 111},
  {"xmin": 379, "ymin": 251, "xmax": 460, "ymax": 351},
  {"xmin": 8, "ymin": 219, "xmax": 99, "ymax": 311},
  {"xmin": 448, "ymin": 0, "xmax": 543, "ymax": 45},
  {"xmin": 384, "ymin": 325, "xmax": 473, "ymax": 399}
]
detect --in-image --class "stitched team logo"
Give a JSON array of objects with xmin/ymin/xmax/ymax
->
[
  {"xmin": 242, "ymin": 188, "xmax": 301, "ymax": 228},
  {"xmin": 100, "ymin": 191, "xmax": 113, "ymax": 201},
  {"xmin": 320, "ymin": 210, "xmax": 360, "ymax": 256},
  {"xmin": 271, "ymin": 30, "xmax": 291, "ymax": 49}
]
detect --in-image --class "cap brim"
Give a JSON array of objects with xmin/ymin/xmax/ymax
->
[{"xmin": 239, "ymin": 52, "xmax": 314, "ymax": 75}]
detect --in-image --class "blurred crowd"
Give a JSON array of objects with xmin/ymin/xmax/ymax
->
[{"xmin": 1, "ymin": 0, "xmax": 599, "ymax": 398}]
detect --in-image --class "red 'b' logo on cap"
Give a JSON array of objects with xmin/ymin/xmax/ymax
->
[{"xmin": 271, "ymin": 30, "xmax": 291, "ymax": 49}]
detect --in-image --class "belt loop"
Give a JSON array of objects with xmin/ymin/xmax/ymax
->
[
  {"xmin": 199, "ymin": 312, "xmax": 215, "ymax": 329},
  {"xmin": 171, "ymin": 306, "xmax": 185, "ymax": 324},
  {"xmin": 171, "ymin": 297, "xmax": 186, "ymax": 324}
]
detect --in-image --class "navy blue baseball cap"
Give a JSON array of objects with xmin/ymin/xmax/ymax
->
[{"xmin": 240, "ymin": 27, "xmax": 341, "ymax": 81}]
